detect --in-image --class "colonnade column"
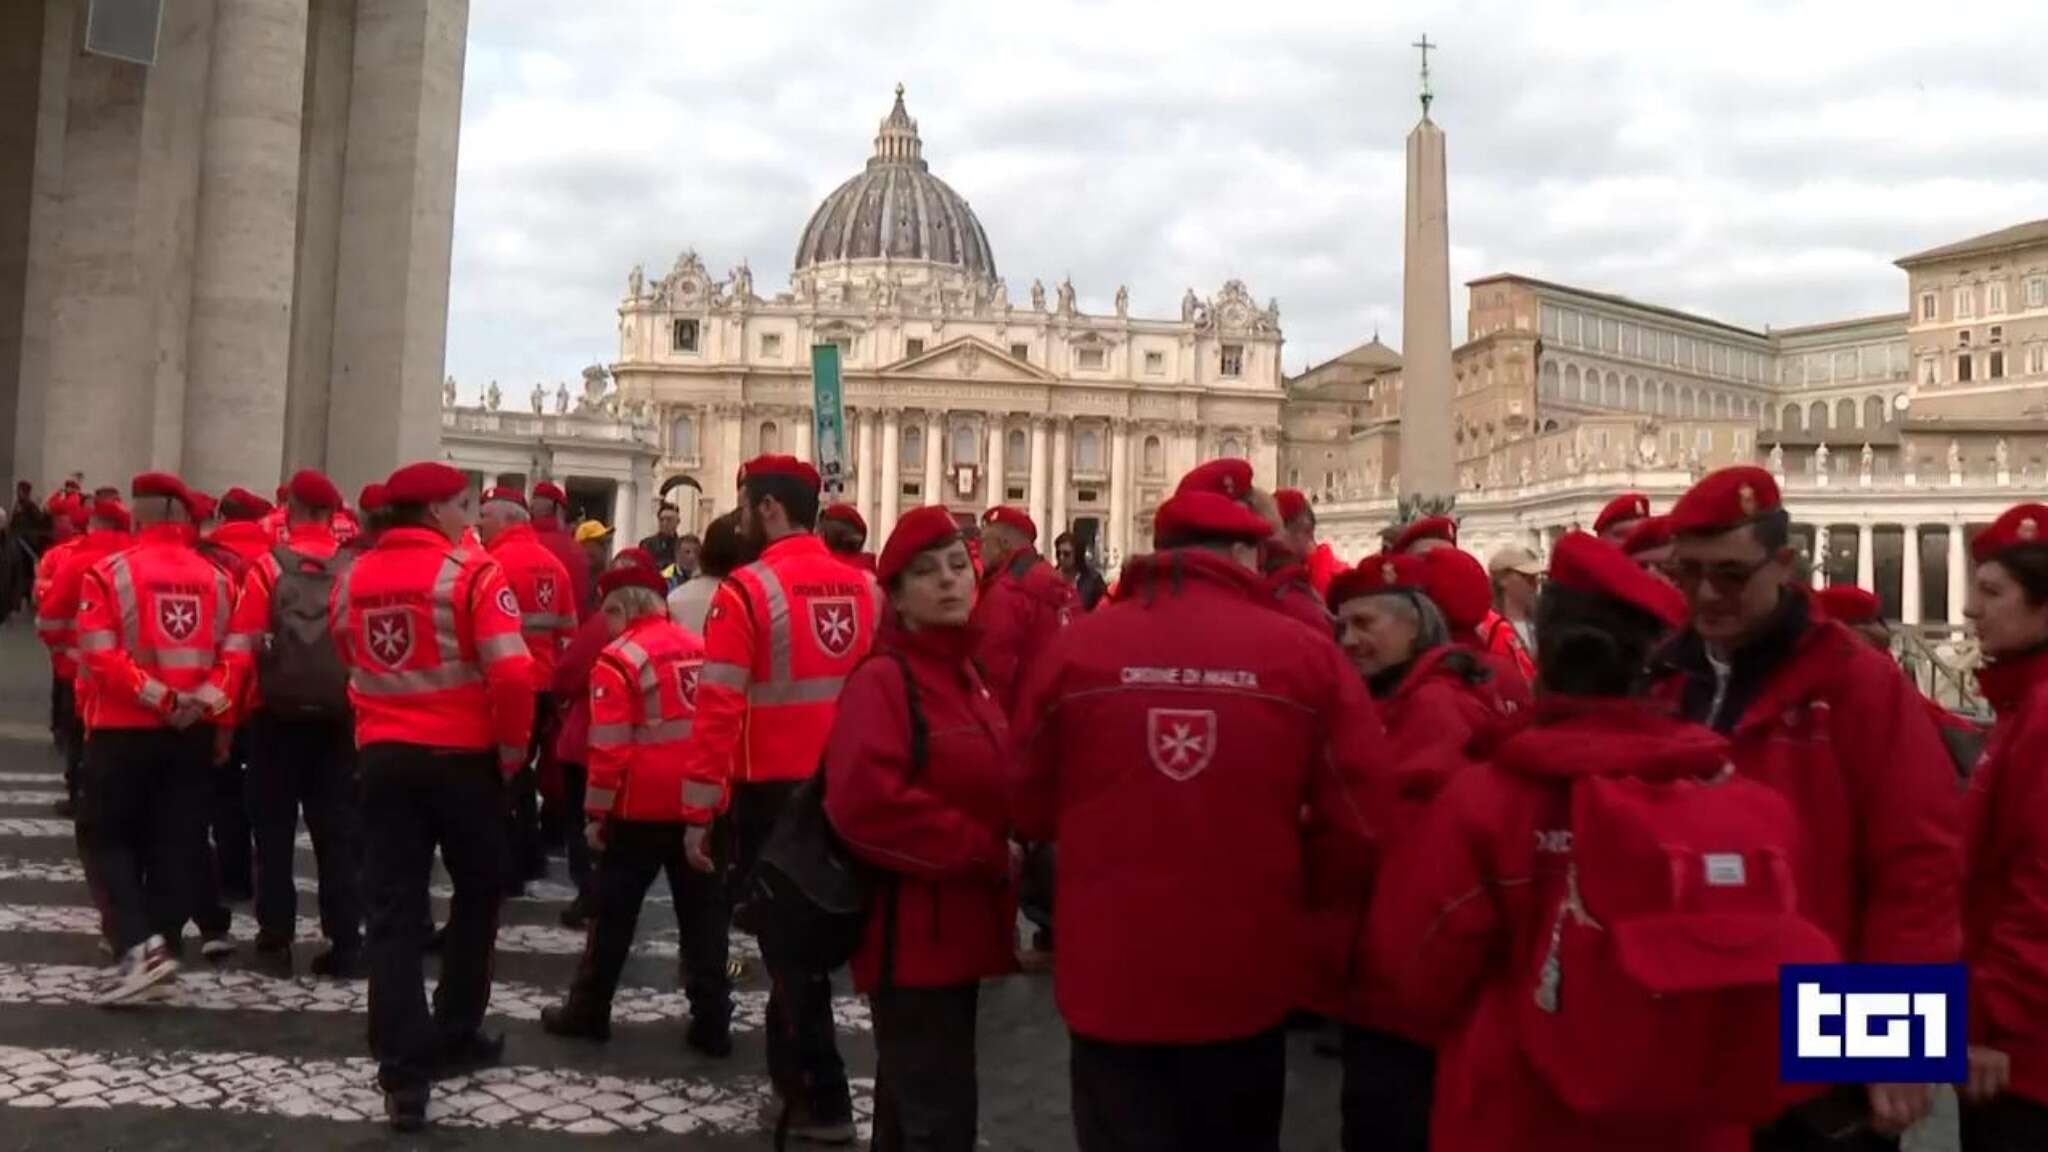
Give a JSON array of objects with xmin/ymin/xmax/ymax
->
[
  {"xmin": 878, "ymin": 408, "xmax": 902, "ymax": 542},
  {"xmin": 922, "ymin": 409, "xmax": 943, "ymax": 509},
  {"xmin": 1901, "ymin": 523, "xmax": 1922, "ymax": 626},
  {"xmin": 854, "ymin": 409, "xmax": 876, "ymax": 527},
  {"xmin": 1947, "ymin": 519, "xmax": 1968, "ymax": 625},
  {"xmin": 1108, "ymin": 419, "xmax": 1131, "ymax": 563},
  {"xmin": 1028, "ymin": 417, "xmax": 1051, "ymax": 549},
  {"xmin": 795, "ymin": 408, "xmax": 813, "ymax": 466},
  {"xmin": 985, "ymin": 417, "xmax": 1006, "ymax": 513},
  {"xmin": 1811, "ymin": 525, "xmax": 1829, "ymax": 591},
  {"xmin": 1857, "ymin": 523, "xmax": 1875, "ymax": 592},
  {"xmin": 1048, "ymin": 417, "xmax": 1070, "ymax": 555}
]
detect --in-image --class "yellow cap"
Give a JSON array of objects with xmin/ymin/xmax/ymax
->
[{"xmin": 573, "ymin": 519, "xmax": 614, "ymax": 544}]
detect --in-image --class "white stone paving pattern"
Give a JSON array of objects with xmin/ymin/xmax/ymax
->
[
  {"xmin": 0, "ymin": 774, "xmax": 62, "ymax": 784},
  {"xmin": 0, "ymin": 791, "xmax": 66, "ymax": 807},
  {"xmin": 0, "ymin": 856, "xmax": 634, "ymax": 907}
]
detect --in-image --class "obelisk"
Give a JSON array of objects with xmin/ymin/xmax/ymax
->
[{"xmin": 1397, "ymin": 35, "xmax": 1456, "ymax": 500}]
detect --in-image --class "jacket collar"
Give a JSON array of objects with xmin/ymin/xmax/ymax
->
[
  {"xmin": 284, "ymin": 520, "xmax": 338, "ymax": 550},
  {"xmin": 1659, "ymin": 588, "xmax": 1832, "ymax": 732},
  {"xmin": 618, "ymin": 613, "xmax": 668, "ymax": 644},
  {"xmin": 1976, "ymin": 640, "xmax": 2048, "ymax": 717},
  {"xmin": 1491, "ymin": 694, "xmax": 1730, "ymax": 782},
  {"xmin": 761, "ymin": 532, "xmax": 827, "ymax": 563},
  {"xmin": 980, "ymin": 546, "xmax": 1042, "ymax": 589},
  {"xmin": 878, "ymin": 611, "xmax": 980, "ymax": 665},
  {"xmin": 1113, "ymin": 548, "xmax": 1265, "ymax": 604},
  {"xmin": 488, "ymin": 523, "xmax": 539, "ymax": 551},
  {"xmin": 137, "ymin": 523, "xmax": 197, "ymax": 547},
  {"xmin": 1384, "ymin": 643, "xmax": 1486, "ymax": 705},
  {"xmin": 378, "ymin": 525, "xmax": 455, "ymax": 551}
]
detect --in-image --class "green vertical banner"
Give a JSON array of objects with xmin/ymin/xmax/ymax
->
[{"xmin": 810, "ymin": 343, "xmax": 848, "ymax": 500}]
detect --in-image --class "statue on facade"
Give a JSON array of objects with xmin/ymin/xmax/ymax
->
[
  {"xmin": 1056, "ymin": 278, "xmax": 1076, "ymax": 316},
  {"xmin": 442, "ymin": 375, "xmax": 457, "ymax": 408},
  {"xmin": 628, "ymin": 263, "xmax": 644, "ymax": 299},
  {"xmin": 1813, "ymin": 441, "xmax": 1829, "ymax": 474},
  {"xmin": 530, "ymin": 382, "xmax": 546, "ymax": 414},
  {"xmin": 1181, "ymin": 288, "xmax": 1198, "ymax": 322},
  {"xmin": 876, "ymin": 277, "xmax": 895, "ymax": 309},
  {"xmin": 1115, "ymin": 284, "xmax": 1129, "ymax": 318},
  {"xmin": 1030, "ymin": 279, "xmax": 1046, "ymax": 311},
  {"xmin": 992, "ymin": 279, "xmax": 1009, "ymax": 311},
  {"xmin": 485, "ymin": 380, "xmax": 502, "ymax": 411},
  {"xmin": 1949, "ymin": 438, "xmax": 1963, "ymax": 475},
  {"xmin": 1860, "ymin": 442, "xmax": 1874, "ymax": 479},
  {"xmin": 1518, "ymin": 458, "xmax": 1532, "ymax": 486},
  {"xmin": 1996, "ymin": 437, "xmax": 2010, "ymax": 474},
  {"xmin": 1769, "ymin": 442, "xmax": 1785, "ymax": 473},
  {"xmin": 731, "ymin": 261, "xmax": 753, "ymax": 301},
  {"xmin": 580, "ymin": 363, "xmax": 609, "ymax": 410},
  {"xmin": 555, "ymin": 382, "xmax": 571, "ymax": 415}
]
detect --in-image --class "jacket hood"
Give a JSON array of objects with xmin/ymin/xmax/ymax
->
[
  {"xmin": 1111, "ymin": 548, "xmax": 1265, "ymax": 604},
  {"xmin": 1489, "ymin": 695, "xmax": 1729, "ymax": 783}
]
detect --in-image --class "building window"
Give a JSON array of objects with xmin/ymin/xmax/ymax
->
[
  {"xmin": 1010, "ymin": 342, "xmax": 1029, "ymax": 362},
  {"xmin": 1991, "ymin": 350, "xmax": 2006, "ymax": 379},
  {"xmin": 671, "ymin": 318, "xmax": 700, "ymax": 353},
  {"xmin": 1960, "ymin": 329, "xmax": 1973, "ymax": 348},
  {"xmin": 2026, "ymin": 344, "xmax": 2046, "ymax": 375},
  {"xmin": 1220, "ymin": 344, "xmax": 1245, "ymax": 377},
  {"xmin": 1989, "ymin": 281, "xmax": 2007, "ymax": 315},
  {"xmin": 1220, "ymin": 435, "xmax": 1244, "ymax": 458},
  {"xmin": 903, "ymin": 423, "xmax": 923, "ymax": 464},
  {"xmin": 669, "ymin": 413, "xmax": 696, "ymax": 458},
  {"xmin": 1143, "ymin": 435, "xmax": 1163, "ymax": 475},
  {"xmin": 1921, "ymin": 357, "xmax": 1939, "ymax": 386},
  {"xmin": 1735, "ymin": 431, "xmax": 1750, "ymax": 456},
  {"xmin": 1991, "ymin": 325, "xmax": 2003, "ymax": 345},
  {"xmin": 1006, "ymin": 429, "xmax": 1028, "ymax": 474},
  {"xmin": 905, "ymin": 338, "xmax": 925, "ymax": 357},
  {"xmin": 1006, "ymin": 485, "xmax": 1026, "ymax": 502},
  {"xmin": 1697, "ymin": 429, "xmax": 1713, "ymax": 453},
  {"xmin": 1144, "ymin": 350, "xmax": 1164, "ymax": 374},
  {"xmin": 2028, "ymin": 278, "xmax": 2046, "ymax": 309},
  {"xmin": 1957, "ymin": 354, "xmax": 1974, "ymax": 383},
  {"xmin": 759, "ymin": 332, "xmax": 782, "ymax": 358},
  {"xmin": 759, "ymin": 420, "xmax": 779, "ymax": 454},
  {"xmin": 1077, "ymin": 347, "xmax": 1106, "ymax": 370},
  {"xmin": 952, "ymin": 424, "xmax": 976, "ymax": 464},
  {"xmin": 1955, "ymin": 287, "xmax": 1975, "ymax": 320},
  {"xmin": 1920, "ymin": 292, "xmax": 1937, "ymax": 321},
  {"xmin": 1075, "ymin": 426, "xmax": 1103, "ymax": 471}
]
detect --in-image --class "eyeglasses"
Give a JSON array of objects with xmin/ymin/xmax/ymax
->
[{"xmin": 1665, "ymin": 555, "xmax": 1774, "ymax": 595}]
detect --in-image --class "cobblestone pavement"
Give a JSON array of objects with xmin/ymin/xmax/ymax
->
[{"xmin": 0, "ymin": 620, "xmax": 1350, "ymax": 1148}]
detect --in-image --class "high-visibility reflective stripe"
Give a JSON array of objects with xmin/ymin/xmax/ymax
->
[
  {"xmin": 219, "ymin": 634, "xmax": 257, "ymax": 655},
  {"xmin": 137, "ymin": 678, "xmax": 170, "ymax": 711},
  {"xmin": 431, "ymin": 553, "xmax": 466, "ymax": 663},
  {"xmin": 140, "ymin": 649, "xmax": 217, "ymax": 671},
  {"xmin": 743, "ymin": 561, "xmax": 795, "ymax": 685},
  {"xmin": 588, "ymin": 723, "xmax": 634, "ymax": 746},
  {"xmin": 615, "ymin": 638, "xmax": 665, "ymax": 717},
  {"xmin": 190, "ymin": 683, "xmax": 227, "ymax": 712},
  {"xmin": 701, "ymin": 661, "xmax": 750, "ymax": 690},
  {"xmin": 585, "ymin": 786, "xmax": 617, "ymax": 811},
  {"xmin": 521, "ymin": 613, "xmax": 574, "ymax": 632},
  {"xmin": 478, "ymin": 633, "xmax": 528, "ymax": 663},
  {"xmin": 108, "ymin": 554, "xmax": 141, "ymax": 650},
  {"xmin": 211, "ymin": 570, "xmax": 232, "ymax": 643},
  {"xmin": 640, "ymin": 719, "xmax": 694, "ymax": 744},
  {"xmin": 331, "ymin": 571, "xmax": 351, "ymax": 634},
  {"xmin": 349, "ymin": 664, "xmax": 483, "ymax": 697},
  {"xmin": 748, "ymin": 676, "xmax": 845, "ymax": 706},
  {"xmin": 681, "ymin": 779, "xmax": 723, "ymax": 809},
  {"xmin": 34, "ymin": 617, "xmax": 70, "ymax": 632},
  {"xmin": 75, "ymin": 631, "xmax": 116, "ymax": 653}
]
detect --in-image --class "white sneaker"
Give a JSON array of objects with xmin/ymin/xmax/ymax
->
[{"xmin": 94, "ymin": 935, "xmax": 180, "ymax": 1006}]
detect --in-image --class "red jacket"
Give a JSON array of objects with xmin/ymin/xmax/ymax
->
[
  {"xmin": 74, "ymin": 525, "xmax": 236, "ymax": 730},
  {"xmin": 584, "ymin": 614, "xmax": 705, "ymax": 823},
  {"xmin": 1453, "ymin": 630, "xmax": 1535, "ymax": 713},
  {"xmin": 1479, "ymin": 609, "xmax": 1537, "ymax": 683},
  {"xmin": 331, "ymin": 525, "xmax": 535, "ymax": 766},
  {"xmin": 1264, "ymin": 564, "xmax": 1336, "ymax": 639},
  {"xmin": 970, "ymin": 548, "xmax": 1074, "ymax": 711},
  {"xmin": 486, "ymin": 523, "xmax": 577, "ymax": 692},
  {"xmin": 551, "ymin": 613, "xmax": 614, "ymax": 766},
  {"xmin": 220, "ymin": 522, "xmax": 342, "ymax": 716},
  {"xmin": 1309, "ymin": 645, "xmax": 1507, "ymax": 1031},
  {"xmin": 33, "ymin": 537, "xmax": 82, "ymax": 654},
  {"xmin": 36, "ymin": 530, "xmax": 126, "ymax": 682},
  {"xmin": 680, "ymin": 533, "xmax": 881, "ymax": 819},
  {"xmin": 207, "ymin": 519, "xmax": 274, "ymax": 568},
  {"xmin": 1966, "ymin": 647, "xmax": 2048, "ymax": 1107},
  {"xmin": 1369, "ymin": 697, "xmax": 1750, "ymax": 1152},
  {"xmin": 532, "ymin": 515, "xmax": 594, "ymax": 620},
  {"xmin": 1010, "ymin": 549, "xmax": 1386, "ymax": 1044},
  {"xmin": 825, "ymin": 618, "xmax": 1017, "ymax": 993},
  {"xmin": 1655, "ymin": 617, "xmax": 1963, "ymax": 965}
]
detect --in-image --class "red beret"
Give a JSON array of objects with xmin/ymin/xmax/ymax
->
[
  {"xmin": 274, "ymin": 485, "xmax": 289, "ymax": 503},
  {"xmin": 736, "ymin": 454, "xmax": 821, "ymax": 494},
  {"xmin": 1594, "ymin": 492, "xmax": 1653, "ymax": 535},
  {"xmin": 1668, "ymin": 466, "xmax": 1781, "ymax": 536},
  {"xmin": 1274, "ymin": 488, "xmax": 1311, "ymax": 525},
  {"xmin": 820, "ymin": 503, "xmax": 867, "ymax": 535},
  {"xmin": 89, "ymin": 499, "xmax": 129, "ymax": 532},
  {"xmin": 597, "ymin": 566, "xmax": 668, "ymax": 599},
  {"xmin": 218, "ymin": 487, "xmax": 274, "ymax": 520},
  {"xmin": 481, "ymin": 485, "xmax": 527, "ymax": 509},
  {"xmin": 188, "ymin": 490, "xmax": 219, "ymax": 521},
  {"xmin": 66, "ymin": 504, "xmax": 91, "ymax": 531},
  {"xmin": 1392, "ymin": 515, "xmax": 1458, "ymax": 554},
  {"xmin": 981, "ymin": 505, "xmax": 1037, "ymax": 539},
  {"xmin": 1619, "ymin": 515, "xmax": 1673, "ymax": 558},
  {"xmin": 1420, "ymin": 547, "xmax": 1493, "ymax": 631},
  {"xmin": 1326, "ymin": 552, "xmax": 1427, "ymax": 612},
  {"xmin": 530, "ymin": 481, "xmax": 568, "ymax": 506},
  {"xmin": 612, "ymin": 546, "xmax": 657, "ymax": 571},
  {"xmin": 358, "ymin": 483, "xmax": 388, "ymax": 513},
  {"xmin": 131, "ymin": 472, "xmax": 200, "ymax": 516},
  {"xmin": 1175, "ymin": 458, "xmax": 1254, "ymax": 499},
  {"xmin": 287, "ymin": 469, "xmax": 342, "ymax": 511},
  {"xmin": 1972, "ymin": 503, "xmax": 2048, "ymax": 565},
  {"xmin": 1546, "ymin": 531, "xmax": 1687, "ymax": 628},
  {"xmin": 1154, "ymin": 490, "xmax": 1274, "ymax": 545},
  {"xmin": 1815, "ymin": 585, "xmax": 1882, "ymax": 625},
  {"xmin": 384, "ymin": 461, "xmax": 468, "ymax": 505},
  {"xmin": 878, "ymin": 505, "xmax": 964, "ymax": 584}
]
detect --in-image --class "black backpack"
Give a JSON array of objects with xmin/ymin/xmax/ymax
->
[
  {"xmin": 256, "ymin": 545, "xmax": 353, "ymax": 718},
  {"xmin": 736, "ymin": 651, "xmax": 923, "ymax": 980}
]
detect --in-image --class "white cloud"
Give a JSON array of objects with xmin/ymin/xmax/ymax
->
[{"xmin": 446, "ymin": 0, "xmax": 2048, "ymax": 395}]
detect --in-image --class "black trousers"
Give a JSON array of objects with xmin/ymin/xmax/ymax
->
[
  {"xmin": 52, "ymin": 678, "xmax": 81, "ymax": 799},
  {"xmin": 1753, "ymin": 1086, "xmax": 1902, "ymax": 1151},
  {"xmin": 80, "ymin": 727, "xmax": 213, "ymax": 954},
  {"xmin": 359, "ymin": 744, "xmax": 506, "ymax": 1094},
  {"xmin": 1070, "ymin": 1027, "xmax": 1286, "ymax": 1152},
  {"xmin": 209, "ymin": 730, "xmax": 253, "ymax": 898},
  {"xmin": 560, "ymin": 762, "xmax": 593, "ymax": 898},
  {"xmin": 1964, "ymin": 1093, "xmax": 2048, "ymax": 1152},
  {"xmin": 1340, "ymin": 1027, "xmax": 1434, "ymax": 1152},
  {"xmin": 506, "ymin": 694, "xmax": 554, "ymax": 884},
  {"xmin": 870, "ymin": 984, "xmax": 981, "ymax": 1152},
  {"xmin": 247, "ymin": 712, "xmax": 361, "ymax": 948},
  {"xmin": 732, "ymin": 779, "xmax": 850, "ymax": 1116},
  {"xmin": 563, "ymin": 819, "xmax": 730, "ymax": 1023}
]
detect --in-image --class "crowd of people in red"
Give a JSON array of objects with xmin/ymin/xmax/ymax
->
[{"xmin": 18, "ymin": 446, "xmax": 2048, "ymax": 1152}]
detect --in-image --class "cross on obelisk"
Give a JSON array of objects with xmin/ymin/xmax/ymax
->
[{"xmin": 1414, "ymin": 34, "xmax": 1436, "ymax": 115}]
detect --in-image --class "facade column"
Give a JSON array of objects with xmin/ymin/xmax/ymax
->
[
  {"xmin": 922, "ymin": 409, "xmax": 943, "ymax": 508},
  {"xmin": 1948, "ymin": 519, "xmax": 1968, "ymax": 625},
  {"xmin": 1108, "ymin": 419, "xmax": 1132, "ymax": 564},
  {"xmin": 879, "ymin": 408, "xmax": 902, "ymax": 541},
  {"xmin": 1028, "ymin": 416, "xmax": 1051, "ymax": 548},
  {"xmin": 718, "ymin": 402, "xmax": 743, "ymax": 506},
  {"xmin": 1048, "ymin": 417, "xmax": 1070, "ymax": 554},
  {"xmin": 985, "ymin": 416, "xmax": 1006, "ymax": 512},
  {"xmin": 1857, "ymin": 523, "xmax": 1875, "ymax": 592},
  {"xmin": 795, "ymin": 407, "xmax": 813, "ymax": 464},
  {"xmin": 1901, "ymin": 522, "xmax": 1922, "ymax": 626},
  {"xmin": 611, "ymin": 477, "xmax": 636, "ymax": 540},
  {"xmin": 854, "ymin": 409, "xmax": 875, "ymax": 526},
  {"xmin": 1810, "ymin": 525, "xmax": 1829, "ymax": 590}
]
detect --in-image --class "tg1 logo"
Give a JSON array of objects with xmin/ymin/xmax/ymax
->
[{"xmin": 1779, "ymin": 964, "xmax": 1967, "ymax": 1084}]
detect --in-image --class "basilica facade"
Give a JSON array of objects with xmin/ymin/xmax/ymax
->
[{"xmin": 608, "ymin": 88, "xmax": 1285, "ymax": 565}]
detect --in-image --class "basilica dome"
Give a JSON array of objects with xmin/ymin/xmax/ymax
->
[{"xmin": 793, "ymin": 86, "xmax": 998, "ymax": 284}]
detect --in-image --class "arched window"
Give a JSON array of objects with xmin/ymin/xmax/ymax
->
[
  {"xmin": 1006, "ymin": 428, "xmax": 1028, "ymax": 475},
  {"xmin": 1074, "ymin": 425, "xmax": 1103, "ymax": 472},
  {"xmin": 1782, "ymin": 403, "xmax": 1802, "ymax": 432},
  {"xmin": 903, "ymin": 422, "xmax": 923, "ymax": 464},
  {"xmin": 669, "ymin": 412, "xmax": 695, "ymax": 457},
  {"xmin": 758, "ymin": 420, "xmax": 779, "ymax": 454},
  {"xmin": 1653, "ymin": 379, "xmax": 1668, "ymax": 415},
  {"xmin": 1219, "ymin": 436, "xmax": 1244, "ymax": 459},
  {"xmin": 1836, "ymin": 398, "xmax": 1856, "ymax": 430},
  {"xmin": 1808, "ymin": 401, "xmax": 1828, "ymax": 433},
  {"xmin": 1678, "ymin": 387, "xmax": 1695, "ymax": 417},
  {"xmin": 1566, "ymin": 364, "xmax": 1582, "ymax": 401},
  {"xmin": 1541, "ymin": 361, "xmax": 1560, "ymax": 396},
  {"xmin": 1624, "ymin": 375, "xmax": 1640, "ymax": 410},
  {"xmin": 1143, "ymin": 435, "xmax": 1163, "ymax": 475},
  {"xmin": 952, "ymin": 423, "xmax": 977, "ymax": 464},
  {"xmin": 1863, "ymin": 396, "xmax": 1885, "ymax": 430},
  {"xmin": 1603, "ymin": 372, "xmax": 1620, "ymax": 407}
]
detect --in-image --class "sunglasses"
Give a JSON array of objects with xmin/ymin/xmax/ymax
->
[{"xmin": 1664, "ymin": 555, "xmax": 1774, "ymax": 595}]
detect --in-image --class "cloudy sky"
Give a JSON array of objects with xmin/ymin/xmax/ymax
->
[{"xmin": 446, "ymin": 0, "xmax": 2048, "ymax": 399}]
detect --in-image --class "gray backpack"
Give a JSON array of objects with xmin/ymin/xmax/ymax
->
[{"xmin": 257, "ymin": 545, "xmax": 352, "ymax": 718}]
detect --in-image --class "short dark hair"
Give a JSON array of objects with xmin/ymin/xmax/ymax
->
[
  {"xmin": 741, "ymin": 473, "xmax": 819, "ymax": 530},
  {"xmin": 658, "ymin": 503, "xmax": 679, "ymax": 517},
  {"xmin": 384, "ymin": 502, "xmax": 435, "ymax": 530},
  {"xmin": 1054, "ymin": 531, "xmax": 1076, "ymax": 550},
  {"xmin": 1676, "ymin": 507, "xmax": 1790, "ymax": 553},
  {"xmin": 676, "ymin": 533, "xmax": 700, "ymax": 548},
  {"xmin": 1155, "ymin": 530, "xmax": 1253, "ymax": 553},
  {"xmin": 818, "ymin": 517, "xmax": 865, "ymax": 555},
  {"xmin": 1533, "ymin": 583, "xmax": 1670, "ymax": 698},
  {"xmin": 697, "ymin": 511, "xmax": 746, "ymax": 579},
  {"xmin": 1994, "ymin": 542, "xmax": 2048, "ymax": 607}
]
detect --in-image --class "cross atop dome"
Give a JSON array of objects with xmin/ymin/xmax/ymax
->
[{"xmin": 870, "ymin": 83, "xmax": 926, "ymax": 170}]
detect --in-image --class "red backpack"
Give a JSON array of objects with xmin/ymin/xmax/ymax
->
[{"xmin": 1516, "ymin": 766, "xmax": 1839, "ymax": 1124}]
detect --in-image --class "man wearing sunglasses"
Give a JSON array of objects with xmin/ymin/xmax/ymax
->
[{"xmin": 1656, "ymin": 466, "xmax": 1962, "ymax": 1151}]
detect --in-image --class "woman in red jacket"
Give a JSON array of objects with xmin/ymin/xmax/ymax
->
[
  {"xmin": 1317, "ymin": 552, "xmax": 1512, "ymax": 1152},
  {"xmin": 823, "ymin": 505, "xmax": 1015, "ymax": 1152},
  {"xmin": 1960, "ymin": 503, "xmax": 2048, "ymax": 1150}
]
